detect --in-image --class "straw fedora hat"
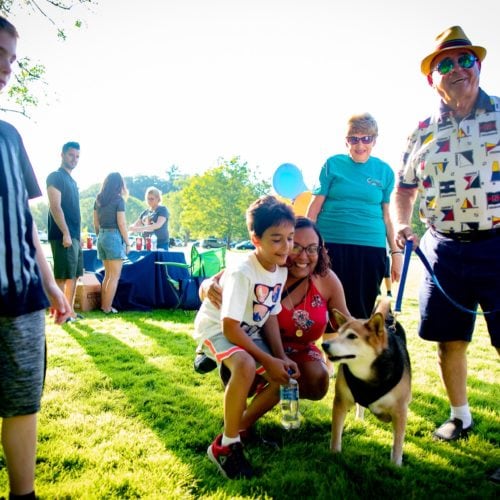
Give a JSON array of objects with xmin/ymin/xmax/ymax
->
[{"xmin": 421, "ymin": 26, "xmax": 486, "ymax": 75}]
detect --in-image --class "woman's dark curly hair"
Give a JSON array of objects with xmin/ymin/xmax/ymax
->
[{"xmin": 294, "ymin": 216, "xmax": 331, "ymax": 276}]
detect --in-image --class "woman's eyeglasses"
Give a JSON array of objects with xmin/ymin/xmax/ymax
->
[
  {"xmin": 434, "ymin": 53, "xmax": 478, "ymax": 76},
  {"xmin": 290, "ymin": 243, "xmax": 320, "ymax": 256},
  {"xmin": 346, "ymin": 135, "xmax": 375, "ymax": 145}
]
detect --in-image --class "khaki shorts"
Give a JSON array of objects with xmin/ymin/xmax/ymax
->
[
  {"xmin": 202, "ymin": 330, "xmax": 271, "ymax": 377},
  {"xmin": 50, "ymin": 238, "xmax": 83, "ymax": 279}
]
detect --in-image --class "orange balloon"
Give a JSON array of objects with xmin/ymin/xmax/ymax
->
[{"xmin": 292, "ymin": 191, "xmax": 312, "ymax": 216}]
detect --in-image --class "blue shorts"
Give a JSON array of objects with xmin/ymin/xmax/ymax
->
[
  {"xmin": 0, "ymin": 310, "xmax": 46, "ymax": 417},
  {"xmin": 418, "ymin": 229, "xmax": 500, "ymax": 347},
  {"xmin": 97, "ymin": 228, "xmax": 126, "ymax": 260}
]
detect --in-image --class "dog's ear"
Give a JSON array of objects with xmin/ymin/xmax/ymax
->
[
  {"xmin": 366, "ymin": 312, "xmax": 388, "ymax": 350},
  {"xmin": 332, "ymin": 309, "xmax": 348, "ymax": 328}
]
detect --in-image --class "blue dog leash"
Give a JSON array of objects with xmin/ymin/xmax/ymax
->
[
  {"xmin": 394, "ymin": 241, "xmax": 413, "ymax": 314},
  {"xmin": 394, "ymin": 240, "xmax": 497, "ymax": 316}
]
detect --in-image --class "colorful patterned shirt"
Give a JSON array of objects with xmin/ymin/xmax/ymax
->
[{"xmin": 399, "ymin": 88, "xmax": 500, "ymax": 233}]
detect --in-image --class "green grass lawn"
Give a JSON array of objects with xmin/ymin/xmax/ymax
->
[{"xmin": 1, "ymin": 259, "xmax": 499, "ymax": 498}]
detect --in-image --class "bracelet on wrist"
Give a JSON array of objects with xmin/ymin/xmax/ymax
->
[{"xmin": 390, "ymin": 250, "xmax": 404, "ymax": 255}]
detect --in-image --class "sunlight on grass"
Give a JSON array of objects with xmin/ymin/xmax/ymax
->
[{"xmin": 1, "ymin": 288, "xmax": 498, "ymax": 498}]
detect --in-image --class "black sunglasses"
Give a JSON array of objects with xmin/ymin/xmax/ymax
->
[
  {"xmin": 434, "ymin": 53, "xmax": 478, "ymax": 76},
  {"xmin": 346, "ymin": 135, "xmax": 375, "ymax": 145}
]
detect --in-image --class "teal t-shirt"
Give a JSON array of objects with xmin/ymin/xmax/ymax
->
[{"xmin": 312, "ymin": 154, "xmax": 394, "ymax": 247}]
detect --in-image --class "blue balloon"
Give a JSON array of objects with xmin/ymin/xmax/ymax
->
[{"xmin": 272, "ymin": 163, "xmax": 307, "ymax": 199}]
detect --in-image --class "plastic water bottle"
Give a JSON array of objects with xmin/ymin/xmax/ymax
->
[
  {"xmin": 151, "ymin": 233, "xmax": 158, "ymax": 251},
  {"xmin": 280, "ymin": 373, "xmax": 300, "ymax": 430}
]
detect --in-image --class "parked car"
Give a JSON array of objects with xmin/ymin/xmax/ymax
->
[
  {"xmin": 234, "ymin": 240, "xmax": 255, "ymax": 250},
  {"xmin": 37, "ymin": 229, "xmax": 48, "ymax": 243},
  {"xmin": 200, "ymin": 237, "xmax": 224, "ymax": 249}
]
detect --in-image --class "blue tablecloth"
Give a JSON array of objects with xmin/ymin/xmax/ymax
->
[{"xmin": 88, "ymin": 250, "xmax": 189, "ymax": 311}]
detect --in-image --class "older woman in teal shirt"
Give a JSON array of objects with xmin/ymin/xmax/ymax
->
[{"xmin": 306, "ymin": 112, "xmax": 401, "ymax": 318}]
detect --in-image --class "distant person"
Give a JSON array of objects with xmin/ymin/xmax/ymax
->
[
  {"xmin": 394, "ymin": 26, "xmax": 500, "ymax": 455},
  {"xmin": 93, "ymin": 173, "xmax": 130, "ymax": 314},
  {"xmin": 194, "ymin": 195, "xmax": 298, "ymax": 479},
  {"xmin": 129, "ymin": 186, "xmax": 169, "ymax": 250},
  {"xmin": 306, "ymin": 112, "xmax": 402, "ymax": 318},
  {"xmin": 46, "ymin": 141, "xmax": 82, "ymax": 321},
  {"xmin": 0, "ymin": 15, "xmax": 71, "ymax": 500}
]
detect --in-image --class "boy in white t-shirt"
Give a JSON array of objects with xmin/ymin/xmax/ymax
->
[{"xmin": 194, "ymin": 195, "xmax": 298, "ymax": 479}]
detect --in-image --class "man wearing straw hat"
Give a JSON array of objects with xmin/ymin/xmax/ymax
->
[{"xmin": 394, "ymin": 26, "xmax": 500, "ymax": 456}]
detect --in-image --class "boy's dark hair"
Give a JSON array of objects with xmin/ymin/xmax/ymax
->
[
  {"xmin": 294, "ymin": 216, "xmax": 331, "ymax": 276},
  {"xmin": 0, "ymin": 16, "xmax": 19, "ymax": 38},
  {"xmin": 62, "ymin": 141, "xmax": 80, "ymax": 153},
  {"xmin": 246, "ymin": 195, "xmax": 295, "ymax": 238}
]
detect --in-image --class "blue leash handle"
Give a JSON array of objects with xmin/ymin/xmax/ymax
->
[
  {"xmin": 394, "ymin": 240, "xmax": 413, "ymax": 313},
  {"xmin": 394, "ymin": 241, "xmax": 497, "ymax": 316}
]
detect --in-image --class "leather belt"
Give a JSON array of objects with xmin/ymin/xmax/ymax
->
[{"xmin": 433, "ymin": 228, "xmax": 500, "ymax": 243}]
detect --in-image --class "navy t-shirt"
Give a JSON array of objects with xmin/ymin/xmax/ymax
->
[
  {"xmin": 140, "ymin": 204, "xmax": 169, "ymax": 245},
  {"xmin": 94, "ymin": 196, "xmax": 125, "ymax": 229},
  {"xmin": 46, "ymin": 167, "xmax": 81, "ymax": 240}
]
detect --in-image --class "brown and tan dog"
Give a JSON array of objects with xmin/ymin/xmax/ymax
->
[{"xmin": 321, "ymin": 299, "xmax": 411, "ymax": 466}]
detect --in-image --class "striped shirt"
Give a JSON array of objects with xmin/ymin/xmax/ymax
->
[{"xmin": 0, "ymin": 120, "xmax": 48, "ymax": 316}]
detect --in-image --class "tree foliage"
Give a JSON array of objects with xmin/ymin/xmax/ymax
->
[
  {"xmin": 179, "ymin": 157, "xmax": 270, "ymax": 245},
  {"xmin": 0, "ymin": 0, "xmax": 95, "ymax": 116},
  {"xmin": 29, "ymin": 198, "xmax": 49, "ymax": 231},
  {"xmin": 411, "ymin": 195, "xmax": 427, "ymax": 238},
  {"xmin": 123, "ymin": 175, "xmax": 170, "ymax": 201}
]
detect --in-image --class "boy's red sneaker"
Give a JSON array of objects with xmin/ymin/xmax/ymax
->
[{"xmin": 207, "ymin": 434, "xmax": 253, "ymax": 479}]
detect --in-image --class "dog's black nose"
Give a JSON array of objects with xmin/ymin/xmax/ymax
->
[{"xmin": 321, "ymin": 342, "xmax": 329, "ymax": 352}]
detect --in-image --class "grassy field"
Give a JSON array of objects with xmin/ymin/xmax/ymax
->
[{"xmin": 0, "ymin": 255, "xmax": 498, "ymax": 499}]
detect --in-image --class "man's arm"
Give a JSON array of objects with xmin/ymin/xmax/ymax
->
[
  {"xmin": 47, "ymin": 185, "xmax": 72, "ymax": 248},
  {"xmin": 32, "ymin": 222, "xmax": 71, "ymax": 323},
  {"xmin": 394, "ymin": 186, "xmax": 419, "ymax": 248}
]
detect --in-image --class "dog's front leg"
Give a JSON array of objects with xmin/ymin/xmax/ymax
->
[
  {"xmin": 390, "ymin": 408, "xmax": 408, "ymax": 466},
  {"xmin": 331, "ymin": 370, "xmax": 354, "ymax": 454}
]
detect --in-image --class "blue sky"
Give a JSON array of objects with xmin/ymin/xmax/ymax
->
[{"xmin": 5, "ymin": 0, "xmax": 500, "ymax": 194}]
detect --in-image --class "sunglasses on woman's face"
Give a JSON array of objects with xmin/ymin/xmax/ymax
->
[
  {"xmin": 346, "ymin": 135, "xmax": 375, "ymax": 145},
  {"xmin": 433, "ymin": 53, "xmax": 478, "ymax": 76}
]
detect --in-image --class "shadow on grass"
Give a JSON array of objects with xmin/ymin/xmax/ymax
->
[
  {"xmin": 60, "ymin": 312, "xmax": 499, "ymax": 499},
  {"xmin": 63, "ymin": 318, "xmax": 229, "ymax": 496}
]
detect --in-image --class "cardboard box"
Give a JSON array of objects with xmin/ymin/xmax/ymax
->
[{"xmin": 74, "ymin": 272, "xmax": 101, "ymax": 312}]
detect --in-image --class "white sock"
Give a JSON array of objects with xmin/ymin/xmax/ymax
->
[
  {"xmin": 450, "ymin": 404, "xmax": 472, "ymax": 428},
  {"xmin": 221, "ymin": 434, "xmax": 241, "ymax": 447}
]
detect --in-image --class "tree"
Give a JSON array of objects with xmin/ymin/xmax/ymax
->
[
  {"xmin": 124, "ymin": 175, "xmax": 170, "ymax": 201},
  {"xmin": 180, "ymin": 157, "xmax": 270, "ymax": 245},
  {"xmin": 0, "ymin": 0, "xmax": 95, "ymax": 116},
  {"xmin": 164, "ymin": 184, "xmax": 188, "ymax": 241},
  {"xmin": 29, "ymin": 198, "xmax": 49, "ymax": 231}
]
